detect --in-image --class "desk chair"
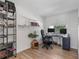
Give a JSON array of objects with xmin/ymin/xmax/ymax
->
[
  {"xmin": 41, "ymin": 30, "xmax": 45, "ymax": 47},
  {"xmin": 44, "ymin": 35, "xmax": 53, "ymax": 49},
  {"xmin": 41, "ymin": 30, "xmax": 53, "ymax": 49}
]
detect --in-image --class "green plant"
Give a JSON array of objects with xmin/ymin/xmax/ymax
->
[
  {"xmin": 55, "ymin": 25, "xmax": 65, "ymax": 31},
  {"xmin": 28, "ymin": 32, "xmax": 38, "ymax": 38},
  {"xmin": 55, "ymin": 25, "xmax": 65, "ymax": 29}
]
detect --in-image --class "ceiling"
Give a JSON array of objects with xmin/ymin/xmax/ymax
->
[{"xmin": 16, "ymin": 0, "xmax": 79, "ymax": 17}]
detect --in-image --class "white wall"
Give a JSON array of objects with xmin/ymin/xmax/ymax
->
[
  {"xmin": 16, "ymin": 6, "xmax": 43, "ymax": 53},
  {"xmin": 78, "ymin": 8, "xmax": 79, "ymax": 58},
  {"xmin": 43, "ymin": 9, "xmax": 78, "ymax": 49},
  {"xmin": 78, "ymin": 25, "xmax": 79, "ymax": 58}
]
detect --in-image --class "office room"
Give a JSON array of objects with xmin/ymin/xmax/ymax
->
[{"xmin": 0, "ymin": 0, "xmax": 79, "ymax": 59}]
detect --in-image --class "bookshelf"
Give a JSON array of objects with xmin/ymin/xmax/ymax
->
[{"xmin": 0, "ymin": 0, "xmax": 16, "ymax": 59}]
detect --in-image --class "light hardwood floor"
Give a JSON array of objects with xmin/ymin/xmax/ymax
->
[{"xmin": 9, "ymin": 45, "xmax": 78, "ymax": 59}]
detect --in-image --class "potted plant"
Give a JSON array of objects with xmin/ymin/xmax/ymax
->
[
  {"xmin": 28, "ymin": 31, "xmax": 39, "ymax": 48},
  {"xmin": 28, "ymin": 32, "xmax": 38, "ymax": 39}
]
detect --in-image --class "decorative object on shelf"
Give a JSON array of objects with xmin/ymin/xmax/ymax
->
[
  {"xmin": 8, "ymin": 12, "xmax": 14, "ymax": 18},
  {"xmin": 28, "ymin": 31, "xmax": 39, "ymax": 49},
  {"xmin": 1, "ymin": 10, "xmax": 6, "ymax": 14},
  {"xmin": 30, "ymin": 22, "xmax": 39, "ymax": 27},
  {"xmin": 0, "ymin": 4, "xmax": 3, "ymax": 11},
  {"xmin": 0, "ymin": 50, "xmax": 7, "ymax": 59},
  {"xmin": 0, "ymin": 20, "xmax": 16, "ymax": 28},
  {"xmin": 8, "ymin": 24, "xmax": 15, "ymax": 28},
  {"xmin": 7, "ymin": 48, "xmax": 16, "ymax": 52},
  {"xmin": 0, "ymin": 20, "xmax": 7, "ymax": 26}
]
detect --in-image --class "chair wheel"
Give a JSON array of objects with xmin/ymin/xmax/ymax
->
[
  {"xmin": 46, "ymin": 46, "xmax": 49, "ymax": 50},
  {"xmin": 15, "ymin": 56, "xmax": 16, "ymax": 57}
]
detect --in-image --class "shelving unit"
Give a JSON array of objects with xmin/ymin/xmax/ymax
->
[{"xmin": 0, "ymin": 0, "xmax": 16, "ymax": 59}]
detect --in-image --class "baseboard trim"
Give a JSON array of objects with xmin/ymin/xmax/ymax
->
[
  {"xmin": 70, "ymin": 48, "xmax": 78, "ymax": 53},
  {"xmin": 17, "ymin": 47, "xmax": 31, "ymax": 54}
]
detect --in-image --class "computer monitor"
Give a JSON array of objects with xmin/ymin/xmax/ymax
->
[
  {"xmin": 48, "ymin": 28, "xmax": 55, "ymax": 32},
  {"xmin": 60, "ymin": 29, "xmax": 67, "ymax": 34}
]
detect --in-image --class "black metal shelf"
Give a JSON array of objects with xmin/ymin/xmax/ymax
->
[
  {"xmin": 0, "ymin": 24, "xmax": 5, "ymax": 27},
  {"xmin": 0, "ymin": 34, "xmax": 16, "ymax": 38},
  {"xmin": 0, "ymin": 0, "xmax": 16, "ymax": 59},
  {"xmin": 5, "ymin": 25, "xmax": 16, "ymax": 28},
  {"xmin": 4, "ymin": 9, "xmax": 15, "ymax": 13},
  {"xmin": 0, "ymin": 11, "xmax": 15, "ymax": 20},
  {"xmin": 0, "ymin": 25, "xmax": 15, "ymax": 28},
  {"xmin": 0, "ymin": 12, "xmax": 6, "ymax": 16},
  {"xmin": 8, "ymin": 34, "xmax": 16, "ymax": 36},
  {"xmin": 4, "ymin": 17, "xmax": 15, "ymax": 20},
  {"xmin": 0, "ymin": 35, "xmax": 7, "ymax": 38},
  {"xmin": 0, "ymin": 12, "xmax": 15, "ymax": 20},
  {"xmin": 0, "ymin": 41, "xmax": 16, "ymax": 51}
]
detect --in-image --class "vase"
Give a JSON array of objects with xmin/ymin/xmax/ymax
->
[{"xmin": 31, "ymin": 39, "xmax": 39, "ymax": 49}]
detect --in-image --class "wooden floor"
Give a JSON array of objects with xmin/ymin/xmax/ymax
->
[{"xmin": 9, "ymin": 45, "xmax": 78, "ymax": 59}]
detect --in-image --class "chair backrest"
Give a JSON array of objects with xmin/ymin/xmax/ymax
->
[
  {"xmin": 41, "ymin": 30, "xmax": 53, "ymax": 42},
  {"xmin": 41, "ymin": 29, "xmax": 44, "ymax": 37},
  {"xmin": 41, "ymin": 29, "xmax": 45, "ymax": 40}
]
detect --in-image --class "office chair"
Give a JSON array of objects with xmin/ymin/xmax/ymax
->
[
  {"xmin": 44, "ymin": 35, "xmax": 53, "ymax": 49},
  {"xmin": 41, "ymin": 30, "xmax": 53, "ymax": 49}
]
